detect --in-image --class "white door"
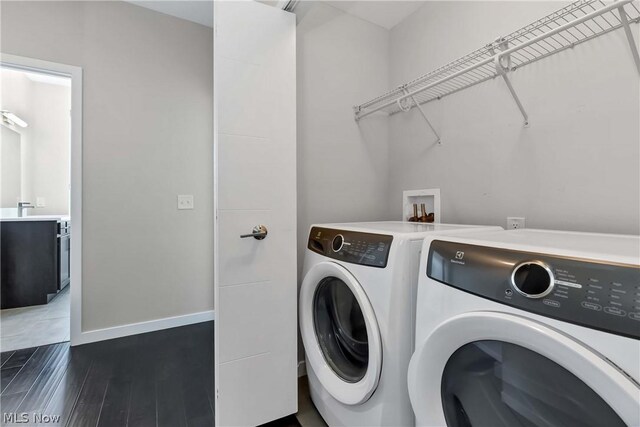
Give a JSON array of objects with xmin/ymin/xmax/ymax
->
[
  {"xmin": 407, "ymin": 312, "xmax": 640, "ymax": 427},
  {"xmin": 299, "ymin": 261, "xmax": 382, "ymax": 405},
  {"xmin": 213, "ymin": 2, "xmax": 297, "ymax": 426}
]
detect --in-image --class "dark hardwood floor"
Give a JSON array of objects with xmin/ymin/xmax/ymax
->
[
  {"xmin": 1, "ymin": 322, "xmax": 215, "ymax": 427},
  {"xmin": 1, "ymin": 321, "xmax": 302, "ymax": 427}
]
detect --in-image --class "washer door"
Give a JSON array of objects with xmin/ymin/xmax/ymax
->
[
  {"xmin": 300, "ymin": 261, "xmax": 382, "ymax": 405},
  {"xmin": 408, "ymin": 312, "xmax": 640, "ymax": 427}
]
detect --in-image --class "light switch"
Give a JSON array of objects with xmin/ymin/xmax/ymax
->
[
  {"xmin": 36, "ymin": 197, "xmax": 46, "ymax": 207},
  {"xmin": 177, "ymin": 195, "xmax": 194, "ymax": 210}
]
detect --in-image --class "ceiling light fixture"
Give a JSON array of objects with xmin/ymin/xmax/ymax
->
[{"xmin": 0, "ymin": 111, "xmax": 28, "ymax": 128}]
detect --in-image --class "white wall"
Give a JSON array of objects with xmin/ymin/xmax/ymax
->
[
  {"xmin": 296, "ymin": 2, "xmax": 391, "ymax": 274},
  {"xmin": 26, "ymin": 80, "xmax": 71, "ymax": 215},
  {"xmin": 294, "ymin": 0, "xmax": 640, "ymax": 368},
  {"xmin": 388, "ymin": 1, "xmax": 640, "ymax": 234},
  {"xmin": 296, "ymin": 2, "xmax": 392, "ymax": 361},
  {"xmin": 1, "ymin": 1, "xmax": 214, "ymax": 332}
]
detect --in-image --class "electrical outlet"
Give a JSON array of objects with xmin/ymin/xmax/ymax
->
[
  {"xmin": 36, "ymin": 197, "xmax": 46, "ymax": 207},
  {"xmin": 177, "ymin": 195, "xmax": 194, "ymax": 210},
  {"xmin": 507, "ymin": 217, "xmax": 525, "ymax": 229}
]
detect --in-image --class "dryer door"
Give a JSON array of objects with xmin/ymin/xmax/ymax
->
[
  {"xmin": 300, "ymin": 261, "xmax": 382, "ymax": 405},
  {"xmin": 408, "ymin": 312, "xmax": 640, "ymax": 427}
]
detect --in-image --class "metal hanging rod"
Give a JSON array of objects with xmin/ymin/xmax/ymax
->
[{"xmin": 354, "ymin": 0, "xmax": 640, "ymax": 129}]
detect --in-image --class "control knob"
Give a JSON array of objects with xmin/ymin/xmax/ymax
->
[
  {"xmin": 511, "ymin": 261, "xmax": 554, "ymax": 299},
  {"xmin": 332, "ymin": 234, "xmax": 344, "ymax": 252}
]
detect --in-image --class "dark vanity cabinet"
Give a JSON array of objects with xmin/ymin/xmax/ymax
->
[
  {"xmin": 58, "ymin": 220, "xmax": 71, "ymax": 289},
  {"xmin": 1, "ymin": 220, "xmax": 66, "ymax": 309}
]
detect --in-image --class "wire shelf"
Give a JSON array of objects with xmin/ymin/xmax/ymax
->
[{"xmin": 354, "ymin": 0, "xmax": 640, "ymax": 123}]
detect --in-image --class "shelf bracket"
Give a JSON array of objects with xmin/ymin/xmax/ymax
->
[
  {"xmin": 617, "ymin": 3, "xmax": 640, "ymax": 75},
  {"xmin": 401, "ymin": 87, "xmax": 442, "ymax": 144},
  {"xmin": 353, "ymin": 105, "xmax": 362, "ymax": 121},
  {"xmin": 491, "ymin": 39, "xmax": 529, "ymax": 127}
]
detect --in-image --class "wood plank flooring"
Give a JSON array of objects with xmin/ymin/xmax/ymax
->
[
  {"xmin": 0, "ymin": 321, "xmax": 302, "ymax": 427},
  {"xmin": 1, "ymin": 322, "xmax": 214, "ymax": 426}
]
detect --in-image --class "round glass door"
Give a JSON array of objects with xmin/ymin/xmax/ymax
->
[
  {"xmin": 441, "ymin": 341, "xmax": 625, "ymax": 427},
  {"xmin": 407, "ymin": 312, "xmax": 639, "ymax": 426},
  {"xmin": 313, "ymin": 277, "xmax": 369, "ymax": 383},
  {"xmin": 299, "ymin": 261, "xmax": 382, "ymax": 405}
]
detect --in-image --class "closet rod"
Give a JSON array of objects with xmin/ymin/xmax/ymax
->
[
  {"xmin": 356, "ymin": 57, "xmax": 493, "ymax": 121},
  {"xmin": 354, "ymin": 0, "xmax": 639, "ymax": 123}
]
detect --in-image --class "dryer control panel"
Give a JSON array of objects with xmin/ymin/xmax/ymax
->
[
  {"xmin": 427, "ymin": 240, "xmax": 640, "ymax": 339},
  {"xmin": 308, "ymin": 227, "xmax": 393, "ymax": 268}
]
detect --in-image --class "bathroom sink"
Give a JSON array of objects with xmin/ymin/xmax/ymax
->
[{"xmin": 0, "ymin": 214, "xmax": 70, "ymax": 222}]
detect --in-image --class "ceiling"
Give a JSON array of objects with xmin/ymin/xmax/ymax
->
[
  {"xmin": 1, "ymin": 67, "xmax": 71, "ymax": 87},
  {"xmin": 24, "ymin": 71, "xmax": 71, "ymax": 87},
  {"xmin": 125, "ymin": 1, "xmax": 423, "ymax": 31},
  {"xmin": 324, "ymin": 1, "xmax": 424, "ymax": 30},
  {"xmin": 126, "ymin": 1, "xmax": 214, "ymax": 28}
]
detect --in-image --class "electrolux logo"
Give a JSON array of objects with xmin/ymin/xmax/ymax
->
[{"xmin": 450, "ymin": 250, "xmax": 466, "ymax": 265}]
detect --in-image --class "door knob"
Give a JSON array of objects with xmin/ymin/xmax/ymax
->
[{"xmin": 240, "ymin": 225, "xmax": 268, "ymax": 240}]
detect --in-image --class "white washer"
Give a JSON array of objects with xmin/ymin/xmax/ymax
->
[
  {"xmin": 408, "ymin": 229, "xmax": 640, "ymax": 427},
  {"xmin": 299, "ymin": 222, "xmax": 502, "ymax": 427}
]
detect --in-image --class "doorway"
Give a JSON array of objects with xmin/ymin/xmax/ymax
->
[{"xmin": 0, "ymin": 54, "xmax": 82, "ymax": 351}]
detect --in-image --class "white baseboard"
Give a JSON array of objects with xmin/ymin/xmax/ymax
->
[
  {"xmin": 72, "ymin": 310, "xmax": 215, "ymax": 346},
  {"xmin": 297, "ymin": 360, "xmax": 307, "ymax": 377}
]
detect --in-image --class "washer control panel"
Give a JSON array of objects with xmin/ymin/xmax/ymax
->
[
  {"xmin": 308, "ymin": 227, "xmax": 393, "ymax": 268},
  {"xmin": 427, "ymin": 240, "xmax": 640, "ymax": 339}
]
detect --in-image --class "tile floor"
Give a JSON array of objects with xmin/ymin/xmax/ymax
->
[
  {"xmin": 0, "ymin": 286, "xmax": 70, "ymax": 352},
  {"xmin": 296, "ymin": 375, "xmax": 328, "ymax": 427}
]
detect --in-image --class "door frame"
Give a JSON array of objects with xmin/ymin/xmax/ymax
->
[
  {"xmin": 0, "ymin": 53, "xmax": 83, "ymax": 346},
  {"xmin": 212, "ymin": 1, "xmax": 219, "ymax": 416},
  {"xmin": 407, "ymin": 311, "xmax": 640, "ymax": 426}
]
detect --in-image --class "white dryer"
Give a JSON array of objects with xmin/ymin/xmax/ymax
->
[
  {"xmin": 408, "ymin": 229, "xmax": 640, "ymax": 427},
  {"xmin": 299, "ymin": 222, "xmax": 501, "ymax": 427}
]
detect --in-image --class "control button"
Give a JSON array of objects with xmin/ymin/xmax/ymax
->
[
  {"xmin": 332, "ymin": 234, "xmax": 344, "ymax": 252},
  {"xmin": 581, "ymin": 301, "xmax": 602, "ymax": 311},
  {"xmin": 511, "ymin": 261, "xmax": 554, "ymax": 299},
  {"xmin": 554, "ymin": 279, "xmax": 582, "ymax": 289},
  {"xmin": 504, "ymin": 289, "xmax": 513, "ymax": 297},
  {"xmin": 603, "ymin": 307, "xmax": 626, "ymax": 317},
  {"xmin": 629, "ymin": 312, "xmax": 640, "ymax": 321},
  {"xmin": 543, "ymin": 299, "xmax": 560, "ymax": 308}
]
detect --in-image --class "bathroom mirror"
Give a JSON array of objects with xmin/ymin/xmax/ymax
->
[
  {"xmin": 0, "ymin": 125, "xmax": 22, "ymax": 209},
  {"xmin": 1, "ymin": 66, "xmax": 71, "ymax": 216}
]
